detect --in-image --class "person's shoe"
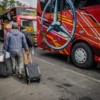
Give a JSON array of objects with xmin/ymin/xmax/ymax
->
[
  {"xmin": 18, "ymin": 73, "xmax": 23, "ymax": 79},
  {"xmin": 12, "ymin": 69, "xmax": 16, "ymax": 75}
]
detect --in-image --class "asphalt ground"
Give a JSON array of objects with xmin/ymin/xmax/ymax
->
[{"xmin": 0, "ymin": 42, "xmax": 100, "ymax": 100}]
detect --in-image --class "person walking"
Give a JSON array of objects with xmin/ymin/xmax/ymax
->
[
  {"xmin": 3, "ymin": 22, "xmax": 29, "ymax": 78},
  {"xmin": 20, "ymin": 26, "xmax": 34, "ymax": 64}
]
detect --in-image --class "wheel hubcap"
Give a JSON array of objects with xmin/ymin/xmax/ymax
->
[{"xmin": 75, "ymin": 48, "xmax": 87, "ymax": 64}]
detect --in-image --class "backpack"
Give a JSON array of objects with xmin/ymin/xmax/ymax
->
[{"xmin": 26, "ymin": 33, "xmax": 34, "ymax": 47}]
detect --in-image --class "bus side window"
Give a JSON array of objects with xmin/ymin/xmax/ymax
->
[
  {"xmin": 74, "ymin": 0, "xmax": 87, "ymax": 8},
  {"xmin": 0, "ymin": 20, "xmax": 2, "ymax": 30},
  {"xmin": 84, "ymin": 0, "xmax": 100, "ymax": 7},
  {"xmin": 40, "ymin": 0, "xmax": 50, "ymax": 13},
  {"xmin": 40, "ymin": 0, "xmax": 66, "ymax": 13},
  {"xmin": 63, "ymin": 0, "xmax": 71, "ymax": 10},
  {"xmin": 75, "ymin": 0, "xmax": 100, "ymax": 8},
  {"xmin": 9, "ymin": 8, "xmax": 16, "ymax": 18},
  {"xmin": 2, "ymin": 13, "xmax": 11, "ymax": 22}
]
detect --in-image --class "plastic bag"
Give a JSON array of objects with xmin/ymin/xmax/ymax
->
[{"xmin": 32, "ymin": 47, "xmax": 34, "ymax": 55}]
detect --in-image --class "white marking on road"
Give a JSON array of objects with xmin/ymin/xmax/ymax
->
[
  {"xmin": 38, "ymin": 48, "xmax": 43, "ymax": 50},
  {"xmin": 34, "ymin": 56, "xmax": 100, "ymax": 83}
]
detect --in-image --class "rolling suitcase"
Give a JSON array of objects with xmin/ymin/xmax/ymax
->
[
  {"xmin": 0, "ymin": 51, "xmax": 12, "ymax": 77},
  {"xmin": 24, "ymin": 63, "xmax": 41, "ymax": 84}
]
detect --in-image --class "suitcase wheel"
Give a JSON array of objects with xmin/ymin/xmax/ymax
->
[
  {"xmin": 27, "ymin": 78, "xmax": 30, "ymax": 85},
  {"xmin": 38, "ymin": 78, "xmax": 41, "ymax": 83}
]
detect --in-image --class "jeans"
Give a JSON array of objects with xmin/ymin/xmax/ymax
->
[{"xmin": 11, "ymin": 54, "xmax": 24, "ymax": 74}]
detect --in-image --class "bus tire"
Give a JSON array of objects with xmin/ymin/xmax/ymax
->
[{"xmin": 71, "ymin": 42, "xmax": 94, "ymax": 69}]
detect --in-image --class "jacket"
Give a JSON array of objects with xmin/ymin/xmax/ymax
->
[
  {"xmin": 4, "ymin": 29, "xmax": 29, "ymax": 54},
  {"xmin": 21, "ymin": 30, "xmax": 33, "ymax": 48}
]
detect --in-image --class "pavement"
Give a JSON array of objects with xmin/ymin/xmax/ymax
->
[{"xmin": 0, "ymin": 43, "xmax": 100, "ymax": 100}]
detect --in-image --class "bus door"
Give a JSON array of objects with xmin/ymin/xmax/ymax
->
[
  {"xmin": 38, "ymin": 0, "xmax": 56, "ymax": 48},
  {"xmin": 42, "ymin": 0, "xmax": 64, "ymax": 49}
]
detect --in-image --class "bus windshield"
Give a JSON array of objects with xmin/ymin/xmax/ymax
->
[
  {"xmin": 21, "ymin": 19, "xmax": 36, "ymax": 34},
  {"xmin": 17, "ymin": 8, "xmax": 36, "ymax": 16}
]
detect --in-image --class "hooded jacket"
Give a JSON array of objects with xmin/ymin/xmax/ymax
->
[{"xmin": 4, "ymin": 29, "xmax": 29, "ymax": 54}]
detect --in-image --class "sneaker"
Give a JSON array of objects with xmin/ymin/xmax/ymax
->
[{"xmin": 18, "ymin": 73, "xmax": 23, "ymax": 79}]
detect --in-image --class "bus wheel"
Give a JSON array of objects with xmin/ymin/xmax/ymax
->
[{"xmin": 71, "ymin": 42, "xmax": 94, "ymax": 69}]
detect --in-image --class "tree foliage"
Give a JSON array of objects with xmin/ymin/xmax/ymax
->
[{"xmin": 0, "ymin": 0, "xmax": 24, "ymax": 12}]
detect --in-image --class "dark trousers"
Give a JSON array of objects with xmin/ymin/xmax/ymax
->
[{"xmin": 11, "ymin": 54, "xmax": 23, "ymax": 74}]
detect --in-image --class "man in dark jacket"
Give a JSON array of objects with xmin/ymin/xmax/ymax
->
[
  {"xmin": 20, "ymin": 26, "xmax": 33, "ymax": 64},
  {"xmin": 4, "ymin": 22, "xmax": 29, "ymax": 78}
]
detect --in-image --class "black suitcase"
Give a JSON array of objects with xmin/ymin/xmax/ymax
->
[
  {"xmin": 0, "ymin": 51, "xmax": 12, "ymax": 77},
  {"xmin": 24, "ymin": 63, "xmax": 41, "ymax": 84}
]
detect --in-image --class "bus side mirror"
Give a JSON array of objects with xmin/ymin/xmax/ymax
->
[{"xmin": 7, "ymin": 13, "xmax": 11, "ymax": 21}]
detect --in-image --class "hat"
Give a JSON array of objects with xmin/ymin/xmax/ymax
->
[
  {"xmin": 20, "ymin": 26, "xmax": 26, "ymax": 31},
  {"xmin": 12, "ymin": 22, "xmax": 18, "ymax": 29}
]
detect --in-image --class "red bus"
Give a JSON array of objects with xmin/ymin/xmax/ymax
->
[
  {"xmin": 37, "ymin": 0, "xmax": 100, "ymax": 69},
  {"xmin": 0, "ymin": 6, "xmax": 37, "ymax": 44}
]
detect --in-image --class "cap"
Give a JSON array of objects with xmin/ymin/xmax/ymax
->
[{"xmin": 12, "ymin": 22, "xmax": 18, "ymax": 29}]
